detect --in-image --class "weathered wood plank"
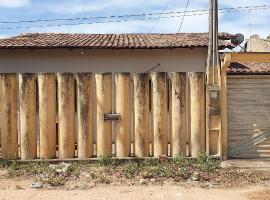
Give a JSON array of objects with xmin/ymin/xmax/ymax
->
[
  {"xmin": 170, "ymin": 72, "xmax": 186, "ymax": 157},
  {"xmin": 115, "ymin": 73, "xmax": 131, "ymax": 157},
  {"xmin": 95, "ymin": 73, "xmax": 112, "ymax": 157},
  {"xmin": 57, "ymin": 73, "xmax": 75, "ymax": 159},
  {"xmin": 19, "ymin": 73, "xmax": 37, "ymax": 160},
  {"xmin": 188, "ymin": 72, "xmax": 205, "ymax": 158},
  {"xmin": 38, "ymin": 73, "xmax": 56, "ymax": 159},
  {"xmin": 133, "ymin": 73, "xmax": 150, "ymax": 158},
  {"xmin": 76, "ymin": 73, "xmax": 93, "ymax": 158},
  {"xmin": 151, "ymin": 72, "xmax": 168, "ymax": 157},
  {"xmin": 0, "ymin": 74, "xmax": 18, "ymax": 159}
]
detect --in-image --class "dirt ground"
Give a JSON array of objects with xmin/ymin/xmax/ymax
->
[
  {"xmin": 0, "ymin": 172, "xmax": 270, "ymax": 200},
  {"xmin": 0, "ymin": 179, "xmax": 270, "ymax": 200},
  {"xmin": 1, "ymin": 156, "xmax": 270, "ymax": 200}
]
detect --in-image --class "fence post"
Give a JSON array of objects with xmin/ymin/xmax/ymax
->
[
  {"xmin": 115, "ymin": 73, "xmax": 131, "ymax": 157},
  {"xmin": 188, "ymin": 72, "xmax": 205, "ymax": 158},
  {"xmin": 19, "ymin": 73, "xmax": 37, "ymax": 160},
  {"xmin": 151, "ymin": 72, "xmax": 168, "ymax": 157},
  {"xmin": 38, "ymin": 73, "xmax": 56, "ymax": 159},
  {"xmin": 0, "ymin": 74, "xmax": 18, "ymax": 159},
  {"xmin": 133, "ymin": 73, "xmax": 150, "ymax": 158},
  {"xmin": 95, "ymin": 73, "xmax": 112, "ymax": 157},
  {"xmin": 170, "ymin": 72, "xmax": 186, "ymax": 157},
  {"xmin": 76, "ymin": 73, "xmax": 93, "ymax": 158},
  {"xmin": 57, "ymin": 73, "xmax": 75, "ymax": 159}
]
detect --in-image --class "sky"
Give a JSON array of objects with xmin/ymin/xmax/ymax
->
[{"xmin": 0, "ymin": 0, "xmax": 269, "ymax": 39}]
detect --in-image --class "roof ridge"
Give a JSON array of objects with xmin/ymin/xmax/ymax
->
[{"xmin": 0, "ymin": 32, "xmax": 234, "ymax": 50}]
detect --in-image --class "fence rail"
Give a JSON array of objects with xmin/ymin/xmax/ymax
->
[{"xmin": 0, "ymin": 72, "xmax": 206, "ymax": 160}]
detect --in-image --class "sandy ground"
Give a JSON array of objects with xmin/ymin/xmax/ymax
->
[
  {"xmin": 1, "ymin": 167, "xmax": 270, "ymax": 200},
  {"xmin": 0, "ymin": 179, "xmax": 270, "ymax": 200}
]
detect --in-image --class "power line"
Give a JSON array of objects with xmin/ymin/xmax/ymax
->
[
  {"xmin": 149, "ymin": 0, "xmax": 171, "ymax": 33},
  {"xmin": 178, "ymin": 0, "xmax": 190, "ymax": 33},
  {"xmin": 0, "ymin": 5, "xmax": 270, "ymax": 30},
  {"xmin": 0, "ymin": 4, "xmax": 268, "ymax": 25}
]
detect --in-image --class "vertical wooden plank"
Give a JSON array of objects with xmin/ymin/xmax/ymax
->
[
  {"xmin": 38, "ymin": 73, "xmax": 56, "ymax": 159},
  {"xmin": 209, "ymin": 115, "xmax": 220, "ymax": 155},
  {"xmin": 151, "ymin": 72, "xmax": 168, "ymax": 157},
  {"xmin": 189, "ymin": 72, "xmax": 205, "ymax": 158},
  {"xmin": 221, "ymin": 68, "xmax": 228, "ymax": 160},
  {"xmin": 95, "ymin": 73, "xmax": 112, "ymax": 157},
  {"xmin": 19, "ymin": 73, "xmax": 37, "ymax": 160},
  {"xmin": 115, "ymin": 73, "xmax": 131, "ymax": 157},
  {"xmin": 133, "ymin": 73, "xmax": 150, "ymax": 158},
  {"xmin": 57, "ymin": 73, "xmax": 75, "ymax": 159},
  {"xmin": 76, "ymin": 73, "xmax": 93, "ymax": 158},
  {"xmin": 0, "ymin": 75, "xmax": 1, "ymax": 148},
  {"xmin": 0, "ymin": 74, "xmax": 18, "ymax": 159},
  {"xmin": 170, "ymin": 72, "xmax": 186, "ymax": 157}
]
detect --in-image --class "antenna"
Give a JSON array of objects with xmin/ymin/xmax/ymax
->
[{"xmin": 231, "ymin": 33, "xmax": 245, "ymax": 46}]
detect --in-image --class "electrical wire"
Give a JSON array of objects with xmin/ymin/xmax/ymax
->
[
  {"xmin": 0, "ymin": 4, "xmax": 268, "ymax": 25},
  {"xmin": 0, "ymin": 5, "xmax": 269, "ymax": 30},
  {"xmin": 149, "ymin": 0, "xmax": 171, "ymax": 33},
  {"xmin": 178, "ymin": 0, "xmax": 190, "ymax": 33}
]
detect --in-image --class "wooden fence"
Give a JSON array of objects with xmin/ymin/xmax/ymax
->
[{"xmin": 0, "ymin": 72, "xmax": 206, "ymax": 160}]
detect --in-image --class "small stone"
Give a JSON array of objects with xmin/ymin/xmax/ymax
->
[
  {"xmin": 50, "ymin": 162, "xmax": 71, "ymax": 173},
  {"xmin": 159, "ymin": 155, "xmax": 167, "ymax": 162},
  {"xmin": 191, "ymin": 172, "xmax": 200, "ymax": 181},
  {"xmin": 141, "ymin": 171, "xmax": 152, "ymax": 178},
  {"xmin": 30, "ymin": 182, "xmax": 43, "ymax": 189},
  {"xmin": 15, "ymin": 185, "xmax": 23, "ymax": 190},
  {"xmin": 89, "ymin": 182, "xmax": 96, "ymax": 188},
  {"xmin": 67, "ymin": 185, "xmax": 79, "ymax": 190},
  {"xmin": 81, "ymin": 172, "xmax": 90, "ymax": 178},
  {"xmin": 150, "ymin": 178, "xmax": 156, "ymax": 183},
  {"xmin": 139, "ymin": 179, "xmax": 146, "ymax": 185}
]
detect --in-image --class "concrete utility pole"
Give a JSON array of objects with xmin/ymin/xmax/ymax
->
[
  {"xmin": 206, "ymin": 0, "xmax": 221, "ymax": 157},
  {"xmin": 207, "ymin": 0, "xmax": 219, "ymax": 85}
]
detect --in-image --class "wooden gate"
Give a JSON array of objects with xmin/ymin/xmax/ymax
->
[{"xmin": 0, "ymin": 72, "xmax": 206, "ymax": 160}]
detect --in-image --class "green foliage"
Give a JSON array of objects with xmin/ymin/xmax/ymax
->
[
  {"xmin": 0, "ymin": 159, "xmax": 11, "ymax": 168},
  {"xmin": 140, "ymin": 158, "xmax": 159, "ymax": 167},
  {"xmin": 173, "ymin": 154, "xmax": 193, "ymax": 167},
  {"xmin": 123, "ymin": 160, "xmax": 138, "ymax": 178},
  {"xmin": 197, "ymin": 152, "xmax": 220, "ymax": 172},
  {"xmin": 98, "ymin": 154, "xmax": 113, "ymax": 166}
]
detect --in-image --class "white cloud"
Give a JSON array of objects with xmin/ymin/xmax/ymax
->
[
  {"xmin": 1, "ymin": 0, "xmax": 269, "ymax": 41},
  {"xmin": 0, "ymin": 0, "xmax": 30, "ymax": 8},
  {"xmin": 47, "ymin": 0, "xmax": 180, "ymax": 14},
  {"xmin": 0, "ymin": 35, "xmax": 9, "ymax": 38}
]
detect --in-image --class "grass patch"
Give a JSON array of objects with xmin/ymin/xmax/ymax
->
[
  {"xmin": 0, "ymin": 152, "xmax": 269, "ymax": 189},
  {"xmin": 98, "ymin": 154, "xmax": 113, "ymax": 166}
]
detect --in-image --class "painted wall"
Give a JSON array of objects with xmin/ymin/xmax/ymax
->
[
  {"xmin": 0, "ymin": 48, "xmax": 207, "ymax": 72},
  {"xmin": 246, "ymin": 37, "xmax": 270, "ymax": 52}
]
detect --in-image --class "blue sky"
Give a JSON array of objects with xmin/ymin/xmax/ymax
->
[{"xmin": 0, "ymin": 0, "xmax": 269, "ymax": 39}]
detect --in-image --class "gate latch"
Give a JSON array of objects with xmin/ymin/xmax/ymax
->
[{"xmin": 103, "ymin": 113, "xmax": 121, "ymax": 121}]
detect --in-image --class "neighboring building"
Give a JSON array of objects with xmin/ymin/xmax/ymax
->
[
  {"xmin": 245, "ymin": 34, "xmax": 270, "ymax": 52},
  {"xmin": 224, "ymin": 34, "xmax": 270, "ymax": 159},
  {"xmin": 0, "ymin": 33, "xmax": 233, "ymax": 73},
  {"xmin": 227, "ymin": 61, "xmax": 270, "ymax": 159}
]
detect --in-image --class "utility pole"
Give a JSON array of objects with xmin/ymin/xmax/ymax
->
[
  {"xmin": 206, "ymin": 0, "xmax": 221, "ymax": 157},
  {"xmin": 207, "ymin": 0, "xmax": 219, "ymax": 85}
]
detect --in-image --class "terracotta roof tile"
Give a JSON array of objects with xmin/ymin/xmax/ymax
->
[
  {"xmin": 0, "ymin": 32, "xmax": 234, "ymax": 49},
  {"xmin": 228, "ymin": 62, "xmax": 270, "ymax": 74}
]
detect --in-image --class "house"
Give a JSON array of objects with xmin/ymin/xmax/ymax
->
[
  {"xmin": 0, "ymin": 32, "xmax": 235, "ymax": 160},
  {"xmin": 221, "ymin": 36, "xmax": 270, "ymax": 159},
  {"xmin": 0, "ymin": 33, "xmax": 233, "ymax": 73},
  {"xmin": 245, "ymin": 34, "xmax": 270, "ymax": 52}
]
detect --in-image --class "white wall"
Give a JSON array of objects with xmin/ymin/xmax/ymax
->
[
  {"xmin": 246, "ymin": 37, "xmax": 270, "ymax": 52},
  {"xmin": 0, "ymin": 48, "xmax": 207, "ymax": 72}
]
